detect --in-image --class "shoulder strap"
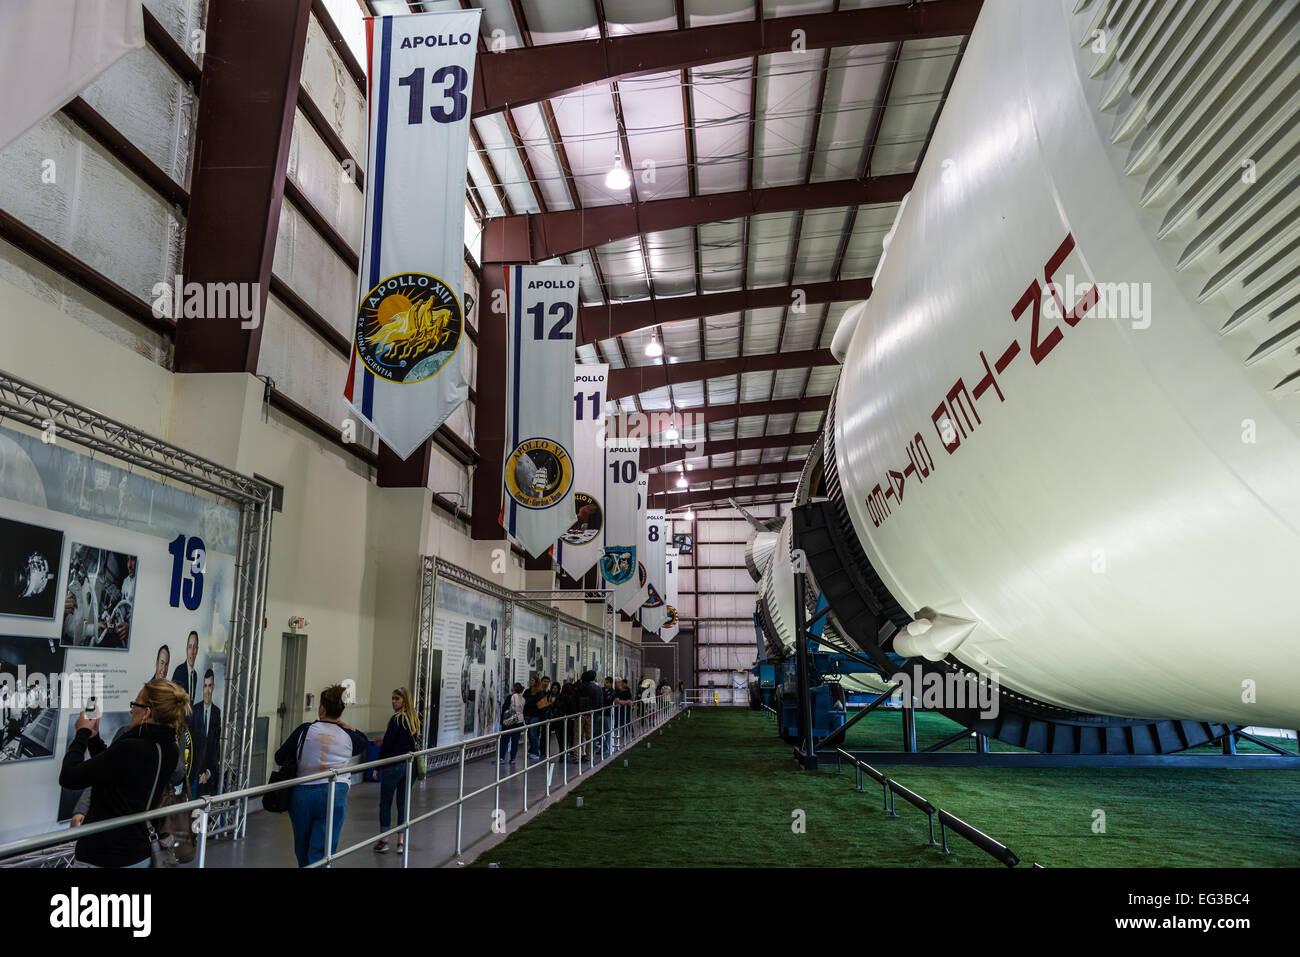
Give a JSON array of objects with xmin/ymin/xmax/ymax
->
[
  {"xmin": 296, "ymin": 721, "xmax": 315, "ymax": 762},
  {"xmin": 148, "ymin": 743, "xmax": 164, "ymax": 813}
]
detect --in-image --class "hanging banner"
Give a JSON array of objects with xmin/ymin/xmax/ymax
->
[
  {"xmin": 662, "ymin": 546, "xmax": 680, "ymax": 642},
  {"xmin": 601, "ymin": 445, "xmax": 641, "ymax": 608},
  {"xmin": 0, "ymin": 0, "xmax": 144, "ymax": 153},
  {"xmin": 501, "ymin": 264, "xmax": 580, "ymax": 555},
  {"xmin": 619, "ymin": 475, "xmax": 650, "ymax": 615},
  {"xmin": 344, "ymin": 9, "xmax": 482, "ymax": 459},
  {"xmin": 641, "ymin": 509, "xmax": 669, "ymax": 633},
  {"xmin": 555, "ymin": 363, "xmax": 608, "ymax": 579}
]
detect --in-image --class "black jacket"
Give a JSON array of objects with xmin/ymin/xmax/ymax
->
[
  {"xmin": 378, "ymin": 713, "xmax": 417, "ymax": 759},
  {"xmin": 59, "ymin": 722, "xmax": 180, "ymax": 867},
  {"xmin": 576, "ymin": 681, "xmax": 603, "ymax": 713}
]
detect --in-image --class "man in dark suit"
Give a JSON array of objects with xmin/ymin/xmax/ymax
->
[
  {"xmin": 172, "ymin": 631, "xmax": 199, "ymax": 701},
  {"xmin": 189, "ymin": 669, "xmax": 221, "ymax": 797}
]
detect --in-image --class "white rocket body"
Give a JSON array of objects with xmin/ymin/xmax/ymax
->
[{"xmin": 831, "ymin": 0, "xmax": 1300, "ymax": 727}]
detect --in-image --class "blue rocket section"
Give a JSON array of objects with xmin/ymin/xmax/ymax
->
[{"xmin": 809, "ymin": 593, "xmax": 829, "ymax": 638}]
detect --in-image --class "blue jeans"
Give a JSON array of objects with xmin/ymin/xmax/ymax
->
[
  {"xmin": 525, "ymin": 716, "xmax": 542, "ymax": 756},
  {"xmin": 499, "ymin": 727, "xmax": 520, "ymax": 760},
  {"xmin": 289, "ymin": 783, "xmax": 348, "ymax": 867},
  {"xmin": 379, "ymin": 764, "xmax": 408, "ymax": 832}
]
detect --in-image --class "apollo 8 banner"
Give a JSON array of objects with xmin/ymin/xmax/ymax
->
[
  {"xmin": 619, "ymin": 475, "xmax": 649, "ymax": 615},
  {"xmin": 661, "ymin": 546, "xmax": 680, "ymax": 642},
  {"xmin": 602, "ymin": 445, "xmax": 641, "ymax": 608},
  {"xmin": 501, "ymin": 265, "xmax": 580, "ymax": 556},
  {"xmin": 555, "ymin": 363, "xmax": 608, "ymax": 579},
  {"xmin": 640, "ymin": 509, "xmax": 669, "ymax": 633},
  {"xmin": 344, "ymin": 9, "xmax": 481, "ymax": 459}
]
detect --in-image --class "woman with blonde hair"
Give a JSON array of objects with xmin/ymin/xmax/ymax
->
[
  {"xmin": 59, "ymin": 678, "xmax": 189, "ymax": 867},
  {"xmin": 373, "ymin": 686, "xmax": 420, "ymax": 853}
]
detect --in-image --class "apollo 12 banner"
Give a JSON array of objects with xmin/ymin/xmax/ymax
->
[
  {"xmin": 661, "ymin": 546, "xmax": 680, "ymax": 642},
  {"xmin": 555, "ymin": 363, "xmax": 608, "ymax": 579},
  {"xmin": 344, "ymin": 9, "xmax": 481, "ymax": 459},
  {"xmin": 602, "ymin": 445, "xmax": 641, "ymax": 608},
  {"xmin": 501, "ymin": 265, "xmax": 580, "ymax": 556},
  {"xmin": 640, "ymin": 509, "xmax": 669, "ymax": 632},
  {"xmin": 619, "ymin": 475, "xmax": 650, "ymax": 615}
]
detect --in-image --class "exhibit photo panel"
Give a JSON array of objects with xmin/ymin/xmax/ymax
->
[
  {"xmin": 0, "ymin": 424, "xmax": 243, "ymax": 842},
  {"xmin": 429, "ymin": 576, "xmax": 505, "ymax": 747}
]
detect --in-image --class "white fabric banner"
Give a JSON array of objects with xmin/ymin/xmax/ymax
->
[
  {"xmin": 555, "ymin": 363, "xmax": 608, "ymax": 579},
  {"xmin": 344, "ymin": 10, "xmax": 481, "ymax": 459},
  {"xmin": 0, "ymin": 0, "xmax": 144, "ymax": 153},
  {"xmin": 619, "ymin": 475, "xmax": 649, "ymax": 615},
  {"xmin": 501, "ymin": 265, "xmax": 580, "ymax": 555},
  {"xmin": 601, "ymin": 445, "xmax": 641, "ymax": 608},
  {"xmin": 640, "ymin": 509, "xmax": 669, "ymax": 633},
  {"xmin": 661, "ymin": 546, "xmax": 680, "ymax": 642}
]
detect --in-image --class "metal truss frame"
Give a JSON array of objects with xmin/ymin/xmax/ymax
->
[{"xmin": 0, "ymin": 370, "xmax": 274, "ymax": 841}]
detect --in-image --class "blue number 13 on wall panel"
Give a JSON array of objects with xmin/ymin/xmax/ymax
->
[{"xmin": 168, "ymin": 533, "xmax": 206, "ymax": 611}]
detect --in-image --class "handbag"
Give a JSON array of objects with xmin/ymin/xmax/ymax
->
[
  {"xmin": 405, "ymin": 716, "xmax": 427, "ymax": 781},
  {"xmin": 263, "ymin": 723, "xmax": 310, "ymax": 813}
]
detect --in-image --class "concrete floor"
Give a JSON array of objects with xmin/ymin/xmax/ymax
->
[{"xmin": 195, "ymin": 723, "xmax": 640, "ymax": 868}]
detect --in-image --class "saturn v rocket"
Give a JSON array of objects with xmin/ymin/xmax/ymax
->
[{"xmin": 753, "ymin": 0, "xmax": 1300, "ymax": 746}]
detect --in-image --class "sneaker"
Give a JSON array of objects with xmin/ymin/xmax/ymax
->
[
  {"xmin": 528, "ymin": 753, "xmax": 540, "ymax": 760},
  {"xmin": 509, "ymin": 758, "xmax": 517, "ymax": 764},
  {"xmin": 374, "ymin": 839, "xmax": 388, "ymax": 853},
  {"xmin": 499, "ymin": 758, "xmax": 506, "ymax": 764}
]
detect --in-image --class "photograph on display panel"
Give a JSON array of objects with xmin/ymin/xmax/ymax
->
[
  {"xmin": 0, "ymin": 635, "xmax": 66, "ymax": 765},
  {"xmin": 0, "ymin": 517, "xmax": 63, "ymax": 620},
  {"xmin": 60, "ymin": 543, "xmax": 138, "ymax": 650},
  {"xmin": 56, "ymin": 709, "xmax": 131, "ymax": 820}
]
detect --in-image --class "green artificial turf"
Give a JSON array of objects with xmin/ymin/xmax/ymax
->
[{"xmin": 474, "ymin": 708, "xmax": 1300, "ymax": 868}]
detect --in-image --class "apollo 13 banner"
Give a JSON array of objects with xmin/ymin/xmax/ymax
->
[
  {"xmin": 619, "ymin": 475, "xmax": 649, "ymax": 615},
  {"xmin": 602, "ymin": 445, "xmax": 642, "ymax": 608},
  {"xmin": 554, "ymin": 363, "xmax": 608, "ymax": 579},
  {"xmin": 640, "ymin": 509, "xmax": 669, "ymax": 633},
  {"xmin": 661, "ymin": 546, "xmax": 680, "ymax": 642},
  {"xmin": 501, "ymin": 265, "xmax": 580, "ymax": 556},
  {"xmin": 343, "ymin": 9, "xmax": 481, "ymax": 459}
]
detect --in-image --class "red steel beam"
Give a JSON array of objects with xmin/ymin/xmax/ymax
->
[
  {"xmin": 649, "ymin": 460, "xmax": 807, "ymax": 494},
  {"xmin": 650, "ymin": 482, "xmax": 798, "ymax": 509},
  {"xmin": 579, "ymin": 279, "xmax": 869, "ymax": 345},
  {"xmin": 608, "ymin": 350, "xmax": 836, "ymax": 400},
  {"xmin": 611, "ymin": 395, "xmax": 829, "ymax": 435},
  {"xmin": 175, "ymin": 0, "xmax": 312, "ymax": 373},
  {"xmin": 640, "ymin": 431, "xmax": 820, "ymax": 470},
  {"xmin": 470, "ymin": 0, "xmax": 982, "ymax": 117},
  {"xmin": 482, "ymin": 174, "xmax": 913, "ymax": 262}
]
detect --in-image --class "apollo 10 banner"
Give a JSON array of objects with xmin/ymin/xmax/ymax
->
[
  {"xmin": 344, "ymin": 9, "xmax": 481, "ymax": 459},
  {"xmin": 618, "ymin": 475, "xmax": 650, "ymax": 615},
  {"xmin": 602, "ymin": 445, "xmax": 642, "ymax": 609},
  {"xmin": 555, "ymin": 363, "xmax": 609, "ymax": 579},
  {"xmin": 501, "ymin": 265, "xmax": 580, "ymax": 556}
]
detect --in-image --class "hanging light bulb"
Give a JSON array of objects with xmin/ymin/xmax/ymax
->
[
  {"xmin": 605, "ymin": 153, "xmax": 631, "ymax": 190},
  {"xmin": 676, "ymin": 470, "xmax": 688, "ymax": 489},
  {"xmin": 683, "ymin": 510, "xmax": 695, "ymax": 521},
  {"xmin": 664, "ymin": 415, "xmax": 679, "ymax": 442},
  {"xmin": 645, "ymin": 335, "xmax": 663, "ymax": 358}
]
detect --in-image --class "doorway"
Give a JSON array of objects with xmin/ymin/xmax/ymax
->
[{"xmin": 277, "ymin": 633, "xmax": 307, "ymax": 752}]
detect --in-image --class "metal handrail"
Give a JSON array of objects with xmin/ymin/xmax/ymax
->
[
  {"xmin": 0, "ymin": 696, "xmax": 685, "ymax": 867},
  {"xmin": 833, "ymin": 747, "xmax": 1020, "ymax": 867}
]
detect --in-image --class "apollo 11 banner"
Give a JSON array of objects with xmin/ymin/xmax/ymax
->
[
  {"xmin": 501, "ymin": 265, "xmax": 580, "ymax": 556},
  {"xmin": 555, "ymin": 363, "xmax": 608, "ymax": 579},
  {"xmin": 640, "ymin": 509, "xmax": 669, "ymax": 633},
  {"xmin": 661, "ymin": 546, "xmax": 680, "ymax": 642},
  {"xmin": 619, "ymin": 475, "xmax": 650, "ymax": 616},
  {"xmin": 343, "ymin": 9, "xmax": 482, "ymax": 459},
  {"xmin": 602, "ymin": 445, "xmax": 641, "ymax": 608}
]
